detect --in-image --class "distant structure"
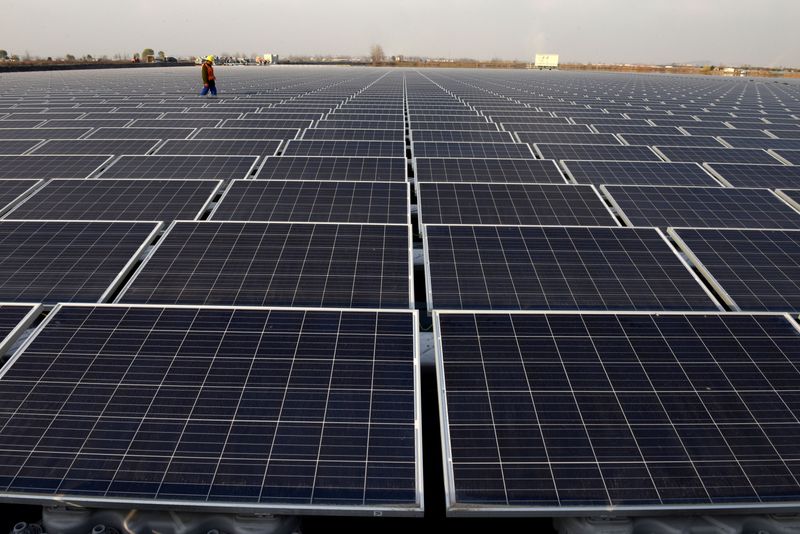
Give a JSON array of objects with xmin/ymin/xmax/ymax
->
[
  {"xmin": 534, "ymin": 54, "xmax": 559, "ymax": 70},
  {"xmin": 257, "ymin": 53, "xmax": 279, "ymax": 65}
]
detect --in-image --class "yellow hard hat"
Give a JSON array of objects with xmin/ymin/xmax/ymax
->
[{"xmin": 206, "ymin": 55, "xmax": 214, "ymax": 62}]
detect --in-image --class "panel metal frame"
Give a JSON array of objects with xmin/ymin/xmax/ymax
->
[{"xmin": 0, "ymin": 302, "xmax": 424, "ymax": 517}]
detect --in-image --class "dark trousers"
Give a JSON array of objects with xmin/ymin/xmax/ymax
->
[{"xmin": 200, "ymin": 79, "xmax": 217, "ymax": 96}]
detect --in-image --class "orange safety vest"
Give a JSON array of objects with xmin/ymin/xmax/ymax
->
[{"xmin": 203, "ymin": 62, "xmax": 215, "ymax": 81}]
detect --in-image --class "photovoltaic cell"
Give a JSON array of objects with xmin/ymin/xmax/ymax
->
[
  {"xmin": 154, "ymin": 140, "xmax": 281, "ymax": 158},
  {"xmin": 424, "ymin": 225, "xmax": 719, "ymax": 311},
  {"xmin": 85, "ymin": 128, "xmax": 196, "ymax": 140},
  {"xmin": 654, "ymin": 147, "xmax": 783, "ymax": 165},
  {"xmin": 0, "ymin": 304, "xmax": 421, "ymax": 514},
  {"xmin": 670, "ymin": 228, "xmax": 800, "ymax": 312},
  {"xmin": 417, "ymin": 183, "xmax": 616, "ymax": 226},
  {"xmin": 5, "ymin": 179, "xmax": 220, "ymax": 221},
  {"xmin": 413, "ymin": 143, "xmax": 535, "ymax": 159},
  {"xmin": 211, "ymin": 180, "xmax": 409, "ymax": 224},
  {"xmin": 283, "ymin": 140, "xmax": 406, "ymax": 158},
  {"xmin": 516, "ymin": 133, "xmax": 622, "ymax": 146},
  {"xmin": 0, "ymin": 155, "xmax": 113, "ymax": 179},
  {"xmin": 704, "ymin": 164, "xmax": 800, "ymax": 188},
  {"xmin": 773, "ymin": 150, "xmax": 800, "ymax": 165},
  {"xmin": 0, "ymin": 220, "xmax": 159, "ymax": 303},
  {"xmin": 193, "ymin": 128, "xmax": 301, "ymax": 140},
  {"xmin": 256, "ymin": 157, "xmax": 407, "ymax": 182},
  {"xmin": 0, "ymin": 128, "xmax": 92, "ymax": 140},
  {"xmin": 618, "ymin": 135, "xmax": 725, "ymax": 148},
  {"xmin": 436, "ymin": 311, "xmax": 800, "ymax": 513},
  {"xmin": 0, "ymin": 140, "xmax": 44, "ymax": 155},
  {"xmin": 415, "ymin": 158, "xmax": 566, "ymax": 184},
  {"xmin": 301, "ymin": 129, "xmax": 405, "ymax": 142},
  {"xmin": 118, "ymin": 222, "xmax": 411, "ymax": 308},
  {"xmin": 603, "ymin": 186, "xmax": 800, "ymax": 229},
  {"xmin": 563, "ymin": 161, "xmax": 721, "ymax": 187},
  {"xmin": 535, "ymin": 144, "xmax": 661, "ymax": 162},
  {"xmin": 30, "ymin": 139, "xmax": 160, "ymax": 156},
  {"xmin": 99, "ymin": 155, "xmax": 258, "ymax": 180}
]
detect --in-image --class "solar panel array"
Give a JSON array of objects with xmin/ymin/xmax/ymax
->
[{"xmin": 0, "ymin": 66, "xmax": 800, "ymax": 520}]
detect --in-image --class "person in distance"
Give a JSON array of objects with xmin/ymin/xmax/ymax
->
[{"xmin": 200, "ymin": 55, "xmax": 217, "ymax": 97}]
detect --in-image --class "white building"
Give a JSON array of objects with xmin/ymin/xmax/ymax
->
[{"xmin": 534, "ymin": 54, "xmax": 559, "ymax": 70}]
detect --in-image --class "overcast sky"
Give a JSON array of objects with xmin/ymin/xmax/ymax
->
[{"xmin": 2, "ymin": 0, "xmax": 798, "ymax": 67}]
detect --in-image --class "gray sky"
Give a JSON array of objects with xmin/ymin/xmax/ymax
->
[{"xmin": 2, "ymin": 0, "xmax": 798, "ymax": 67}]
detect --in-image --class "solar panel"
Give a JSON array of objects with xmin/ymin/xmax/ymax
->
[
  {"xmin": 30, "ymin": 139, "xmax": 160, "ymax": 156},
  {"xmin": 42, "ymin": 119, "xmax": 132, "ymax": 129},
  {"xmin": 502, "ymin": 124, "xmax": 592, "ymax": 134},
  {"xmin": 210, "ymin": 180, "xmax": 409, "ymax": 224},
  {"xmin": 720, "ymin": 138, "xmax": 800, "ymax": 151},
  {"xmin": 618, "ymin": 135, "xmax": 725, "ymax": 148},
  {"xmin": 767, "ymin": 130, "xmax": 800, "ymax": 140},
  {"xmin": 0, "ymin": 155, "xmax": 113, "ymax": 178},
  {"xmin": 283, "ymin": 140, "xmax": 406, "ymax": 158},
  {"xmin": 0, "ymin": 120, "xmax": 46, "ymax": 129},
  {"xmin": 0, "ymin": 180, "xmax": 43, "ymax": 216},
  {"xmin": 0, "ymin": 303, "xmax": 40, "ymax": 355},
  {"xmin": 436, "ymin": 310, "xmax": 800, "ymax": 514},
  {"xmin": 302, "ymin": 129, "xmax": 405, "ymax": 142},
  {"xmin": 603, "ymin": 186, "xmax": 800, "ymax": 229},
  {"xmin": 0, "ymin": 128, "xmax": 92, "ymax": 140},
  {"xmin": 592, "ymin": 125, "xmax": 684, "ymax": 135},
  {"xmin": 0, "ymin": 220, "xmax": 160, "ymax": 303},
  {"xmin": 670, "ymin": 228, "xmax": 800, "ymax": 312},
  {"xmin": 410, "ymin": 121, "xmax": 499, "ymax": 131},
  {"xmin": 0, "ymin": 140, "xmax": 42, "ymax": 155},
  {"xmin": 118, "ymin": 222, "xmax": 412, "ymax": 308},
  {"xmin": 412, "ymin": 130, "xmax": 512, "ymax": 143},
  {"xmin": 163, "ymin": 112, "xmax": 243, "ymax": 120},
  {"xmin": 0, "ymin": 303, "xmax": 421, "ymax": 514},
  {"xmin": 413, "ymin": 142, "xmax": 534, "ymax": 159},
  {"xmin": 129, "ymin": 119, "xmax": 222, "ymax": 129},
  {"xmin": 682, "ymin": 126, "xmax": 771, "ymax": 138},
  {"xmin": 221, "ymin": 119, "xmax": 314, "ymax": 130},
  {"xmin": 517, "ymin": 133, "xmax": 622, "ymax": 146},
  {"xmin": 85, "ymin": 128, "xmax": 195, "ymax": 140},
  {"xmin": 417, "ymin": 183, "xmax": 617, "ymax": 227},
  {"xmin": 778, "ymin": 190, "xmax": 800, "ymax": 212},
  {"xmin": 704, "ymin": 163, "xmax": 800, "ymax": 188},
  {"xmin": 256, "ymin": 156, "xmax": 407, "ymax": 182},
  {"xmin": 535, "ymin": 144, "xmax": 661, "ymax": 162},
  {"xmin": 317, "ymin": 121, "xmax": 404, "ymax": 130},
  {"xmin": 98, "ymin": 155, "xmax": 258, "ymax": 180},
  {"xmin": 424, "ymin": 225, "xmax": 719, "ymax": 311},
  {"xmin": 772, "ymin": 150, "xmax": 800, "ymax": 165},
  {"xmin": 4, "ymin": 179, "xmax": 221, "ymax": 221},
  {"xmin": 154, "ymin": 139, "xmax": 281, "ymax": 158},
  {"xmin": 415, "ymin": 158, "xmax": 566, "ymax": 184},
  {"xmin": 193, "ymin": 128, "xmax": 301, "ymax": 140},
  {"xmin": 653, "ymin": 146, "xmax": 783, "ymax": 165},
  {"xmin": 563, "ymin": 161, "xmax": 722, "ymax": 187}
]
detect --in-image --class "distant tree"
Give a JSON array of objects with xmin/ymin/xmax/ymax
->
[
  {"xmin": 370, "ymin": 44, "xmax": 385, "ymax": 65},
  {"xmin": 65, "ymin": 54, "xmax": 76, "ymax": 61},
  {"xmin": 85, "ymin": 54, "xmax": 93, "ymax": 61},
  {"xmin": 142, "ymin": 48, "xmax": 154, "ymax": 59},
  {"xmin": 157, "ymin": 50, "xmax": 165, "ymax": 60},
  {"xmin": 10, "ymin": 55, "xmax": 19, "ymax": 62},
  {"xmin": 133, "ymin": 52, "xmax": 140, "ymax": 60},
  {"xmin": 0, "ymin": 50, "xmax": 7, "ymax": 60}
]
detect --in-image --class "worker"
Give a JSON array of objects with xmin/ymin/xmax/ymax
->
[{"xmin": 200, "ymin": 55, "xmax": 217, "ymax": 97}]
